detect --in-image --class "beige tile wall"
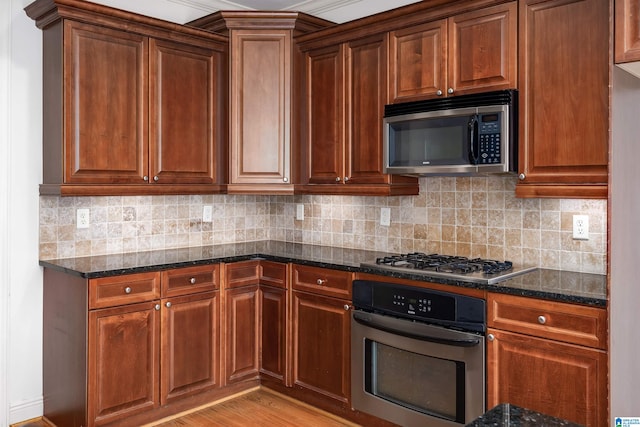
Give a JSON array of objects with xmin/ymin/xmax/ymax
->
[{"xmin": 39, "ymin": 176, "xmax": 607, "ymax": 274}]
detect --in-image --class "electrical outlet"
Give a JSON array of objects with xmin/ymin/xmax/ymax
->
[
  {"xmin": 380, "ymin": 208, "xmax": 391, "ymax": 226},
  {"xmin": 77, "ymin": 208, "xmax": 90, "ymax": 229},
  {"xmin": 203, "ymin": 205, "xmax": 213, "ymax": 223},
  {"xmin": 572, "ymin": 214, "xmax": 589, "ymax": 240},
  {"xmin": 296, "ymin": 204, "xmax": 304, "ymax": 221}
]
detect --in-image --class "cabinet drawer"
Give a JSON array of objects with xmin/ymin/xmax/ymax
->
[
  {"xmin": 89, "ymin": 272, "xmax": 161, "ymax": 309},
  {"xmin": 487, "ymin": 292, "xmax": 607, "ymax": 349},
  {"xmin": 260, "ymin": 261, "xmax": 288, "ymax": 289},
  {"xmin": 292, "ymin": 264, "xmax": 352, "ymax": 299},
  {"xmin": 225, "ymin": 260, "xmax": 260, "ymax": 289},
  {"xmin": 162, "ymin": 264, "xmax": 219, "ymax": 298}
]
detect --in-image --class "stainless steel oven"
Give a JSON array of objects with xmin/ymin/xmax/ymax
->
[{"xmin": 351, "ymin": 279, "xmax": 485, "ymax": 427}]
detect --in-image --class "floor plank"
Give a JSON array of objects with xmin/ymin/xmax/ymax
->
[
  {"xmin": 149, "ymin": 388, "xmax": 360, "ymax": 427},
  {"xmin": 11, "ymin": 388, "xmax": 359, "ymax": 427}
]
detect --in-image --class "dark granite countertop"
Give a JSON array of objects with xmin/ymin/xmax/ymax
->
[
  {"xmin": 39, "ymin": 240, "xmax": 607, "ymax": 307},
  {"xmin": 466, "ymin": 403, "xmax": 584, "ymax": 426}
]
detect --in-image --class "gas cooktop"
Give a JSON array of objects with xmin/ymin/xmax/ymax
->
[{"xmin": 360, "ymin": 252, "xmax": 538, "ymax": 285}]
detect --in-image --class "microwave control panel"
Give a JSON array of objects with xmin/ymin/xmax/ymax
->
[{"xmin": 477, "ymin": 113, "xmax": 502, "ymax": 164}]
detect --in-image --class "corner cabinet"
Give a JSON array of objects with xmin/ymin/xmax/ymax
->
[
  {"xmin": 388, "ymin": 2, "xmax": 517, "ymax": 102},
  {"xmin": 297, "ymin": 34, "xmax": 419, "ymax": 196},
  {"xmin": 222, "ymin": 260, "xmax": 289, "ymax": 386},
  {"xmin": 486, "ymin": 292, "xmax": 608, "ymax": 427},
  {"xmin": 25, "ymin": 0, "xmax": 228, "ymax": 196},
  {"xmin": 189, "ymin": 12, "xmax": 333, "ymax": 195},
  {"xmin": 516, "ymin": 0, "xmax": 610, "ymax": 198}
]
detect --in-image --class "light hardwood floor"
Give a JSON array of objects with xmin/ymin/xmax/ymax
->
[{"xmin": 11, "ymin": 388, "xmax": 360, "ymax": 427}]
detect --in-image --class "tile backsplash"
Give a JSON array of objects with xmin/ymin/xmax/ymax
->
[{"xmin": 39, "ymin": 176, "xmax": 607, "ymax": 274}]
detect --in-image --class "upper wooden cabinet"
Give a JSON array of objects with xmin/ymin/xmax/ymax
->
[
  {"xmin": 516, "ymin": 0, "xmax": 610, "ymax": 198},
  {"xmin": 615, "ymin": 0, "xmax": 640, "ymax": 63},
  {"xmin": 25, "ymin": 0, "xmax": 228, "ymax": 196},
  {"xmin": 297, "ymin": 34, "xmax": 419, "ymax": 195},
  {"xmin": 189, "ymin": 12, "xmax": 333, "ymax": 195},
  {"xmin": 389, "ymin": 2, "xmax": 517, "ymax": 102}
]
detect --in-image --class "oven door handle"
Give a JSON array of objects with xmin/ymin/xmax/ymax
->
[{"xmin": 353, "ymin": 311, "xmax": 481, "ymax": 347}]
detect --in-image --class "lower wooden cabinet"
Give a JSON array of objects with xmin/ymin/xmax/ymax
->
[
  {"xmin": 161, "ymin": 291, "xmax": 220, "ymax": 404},
  {"xmin": 224, "ymin": 284, "xmax": 260, "ymax": 384},
  {"xmin": 88, "ymin": 301, "xmax": 160, "ymax": 426},
  {"xmin": 259, "ymin": 284, "xmax": 288, "ymax": 383},
  {"xmin": 44, "ymin": 265, "xmax": 221, "ymax": 427},
  {"xmin": 486, "ymin": 292, "xmax": 608, "ymax": 427},
  {"xmin": 223, "ymin": 260, "xmax": 289, "ymax": 386},
  {"xmin": 486, "ymin": 329, "xmax": 607, "ymax": 427},
  {"xmin": 291, "ymin": 291, "xmax": 351, "ymax": 405}
]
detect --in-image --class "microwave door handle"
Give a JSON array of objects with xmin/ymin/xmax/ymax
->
[
  {"xmin": 468, "ymin": 115, "xmax": 479, "ymax": 164},
  {"xmin": 353, "ymin": 311, "xmax": 481, "ymax": 347}
]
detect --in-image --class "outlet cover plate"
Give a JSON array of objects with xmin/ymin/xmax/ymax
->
[
  {"xmin": 572, "ymin": 214, "xmax": 589, "ymax": 240},
  {"xmin": 77, "ymin": 208, "xmax": 90, "ymax": 229}
]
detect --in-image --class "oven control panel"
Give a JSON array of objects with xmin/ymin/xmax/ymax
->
[{"xmin": 352, "ymin": 279, "xmax": 485, "ymax": 331}]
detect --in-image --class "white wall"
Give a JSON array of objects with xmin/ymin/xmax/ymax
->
[
  {"xmin": 1, "ymin": 2, "xmax": 11, "ymax": 425},
  {"xmin": 0, "ymin": 1, "xmax": 43, "ymax": 424},
  {"xmin": 610, "ymin": 67, "xmax": 640, "ymax": 419}
]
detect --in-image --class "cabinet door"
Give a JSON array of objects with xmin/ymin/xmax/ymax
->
[
  {"xmin": 389, "ymin": 20, "xmax": 447, "ymax": 102},
  {"xmin": 615, "ymin": 0, "xmax": 640, "ymax": 63},
  {"xmin": 229, "ymin": 29, "xmax": 292, "ymax": 190},
  {"xmin": 161, "ymin": 291, "xmax": 220, "ymax": 404},
  {"xmin": 225, "ymin": 284, "xmax": 260, "ymax": 384},
  {"xmin": 449, "ymin": 2, "xmax": 517, "ymax": 95},
  {"xmin": 346, "ymin": 34, "xmax": 389, "ymax": 185},
  {"xmin": 259, "ymin": 285, "xmax": 288, "ymax": 384},
  {"xmin": 516, "ymin": 0, "xmax": 609, "ymax": 198},
  {"xmin": 306, "ymin": 45, "xmax": 346, "ymax": 184},
  {"xmin": 64, "ymin": 20, "xmax": 148, "ymax": 184},
  {"xmin": 88, "ymin": 302, "xmax": 159, "ymax": 426},
  {"xmin": 150, "ymin": 38, "xmax": 223, "ymax": 185},
  {"xmin": 292, "ymin": 291, "xmax": 350, "ymax": 404},
  {"xmin": 487, "ymin": 328, "xmax": 607, "ymax": 427}
]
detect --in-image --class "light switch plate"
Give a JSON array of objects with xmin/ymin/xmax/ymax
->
[
  {"xmin": 203, "ymin": 205, "xmax": 213, "ymax": 222},
  {"xmin": 380, "ymin": 208, "xmax": 391, "ymax": 226}
]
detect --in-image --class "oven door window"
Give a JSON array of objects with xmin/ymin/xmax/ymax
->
[{"xmin": 364, "ymin": 339, "xmax": 465, "ymax": 423}]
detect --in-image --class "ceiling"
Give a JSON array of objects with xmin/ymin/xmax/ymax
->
[{"xmin": 83, "ymin": 0, "xmax": 422, "ymax": 25}]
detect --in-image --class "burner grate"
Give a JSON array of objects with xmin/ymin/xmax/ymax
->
[{"xmin": 375, "ymin": 253, "xmax": 514, "ymax": 275}]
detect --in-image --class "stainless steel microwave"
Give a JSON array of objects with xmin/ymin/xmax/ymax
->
[{"xmin": 383, "ymin": 90, "xmax": 518, "ymax": 176}]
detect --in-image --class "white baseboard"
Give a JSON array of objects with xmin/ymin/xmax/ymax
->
[{"xmin": 9, "ymin": 397, "xmax": 43, "ymax": 425}]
